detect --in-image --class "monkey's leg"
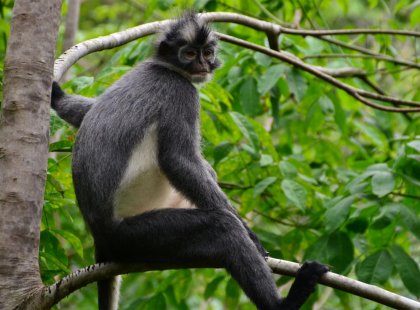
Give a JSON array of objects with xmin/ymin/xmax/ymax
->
[
  {"xmin": 280, "ymin": 261, "xmax": 329, "ymax": 309},
  {"xmin": 110, "ymin": 208, "xmax": 284, "ymax": 310}
]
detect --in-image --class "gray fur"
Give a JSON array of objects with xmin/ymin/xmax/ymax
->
[{"xmin": 51, "ymin": 13, "xmax": 328, "ymax": 310}]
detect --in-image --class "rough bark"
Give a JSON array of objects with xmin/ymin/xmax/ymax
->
[{"xmin": 0, "ymin": 1, "xmax": 61, "ymax": 309}]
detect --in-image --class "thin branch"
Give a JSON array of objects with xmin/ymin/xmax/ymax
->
[
  {"xmin": 280, "ymin": 27, "xmax": 420, "ymax": 37},
  {"xmin": 391, "ymin": 192, "xmax": 420, "ymax": 200},
  {"xmin": 205, "ymin": 12, "xmax": 420, "ymax": 68},
  {"xmin": 303, "ymin": 53, "xmax": 420, "ymax": 70},
  {"xmin": 40, "ymin": 258, "xmax": 420, "ymax": 309},
  {"xmin": 317, "ymin": 36, "xmax": 381, "ymax": 56},
  {"xmin": 216, "ymin": 33, "xmax": 420, "ymax": 112}
]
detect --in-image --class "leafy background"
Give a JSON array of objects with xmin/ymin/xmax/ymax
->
[{"xmin": 1, "ymin": 0, "xmax": 420, "ymax": 309}]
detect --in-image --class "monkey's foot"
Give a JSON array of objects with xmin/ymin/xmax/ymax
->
[{"xmin": 297, "ymin": 261, "xmax": 329, "ymax": 285}]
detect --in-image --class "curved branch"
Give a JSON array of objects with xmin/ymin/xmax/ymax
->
[
  {"xmin": 40, "ymin": 257, "xmax": 420, "ymax": 309},
  {"xmin": 54, "ymin": 12, "xmax": 420, "ymax": 113}
]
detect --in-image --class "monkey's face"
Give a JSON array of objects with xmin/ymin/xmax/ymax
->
[
  {"xmin": 177, "ymin": 43, "xmax": 220, "ymax": 83},
  {"xmin": 156, "ymin": 15, "xmax": 221, "ymax": 83}
]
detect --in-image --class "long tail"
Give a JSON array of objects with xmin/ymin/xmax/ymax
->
[
  {"xmin": 96, "ymin": 248, "xmax": 122, "ymax": 310},
  {"xmin": 51, "ymin": 81, "xmax": 94, "ymax": 128},
  {"xmin": 98, "ymin": 276, "xmax": 122, "ymax": 310}
]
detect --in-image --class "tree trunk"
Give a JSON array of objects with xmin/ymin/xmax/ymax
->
[{"xmin": 0, "ymin": 1, "xmax": 61, "ymax": 309}]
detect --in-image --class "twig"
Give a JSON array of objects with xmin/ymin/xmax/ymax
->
[
  {"xmin": 281, "ymin": 28, "xmax": 420, "ymax": 37},
  {"xmin": 303, "ymin": 53, "xmax": 420, "ymax": 70}
]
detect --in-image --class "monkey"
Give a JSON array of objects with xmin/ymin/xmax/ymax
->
[{"xmin": 51, "ymin": 13, "xmax": 328, "ymax": 310}]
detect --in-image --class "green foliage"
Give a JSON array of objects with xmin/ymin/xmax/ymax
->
[{"xmin": 0, "ymin": 0, "xmax": 418, "ymax": 308}]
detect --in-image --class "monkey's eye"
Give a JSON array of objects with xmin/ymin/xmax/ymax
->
[
  {"xmin": 183, "ymin": 50, "xmax": 197, "ymax": 60},
  {"xmin": 203, "ymin": 49, "xmax": 214, "ymax": 60}
]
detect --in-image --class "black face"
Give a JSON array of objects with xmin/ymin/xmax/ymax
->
[
  {"xmin": 156, "ymin": 15, "xmax": 221, "ymax": 83},
  {"xmin": 177, "ymin": 42, "xmax": 219, "ymax": 82}
]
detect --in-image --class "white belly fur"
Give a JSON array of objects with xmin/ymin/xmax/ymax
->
[{"xmin": 114, "ymin": 123, "xmax": 195, "ymax": 218}]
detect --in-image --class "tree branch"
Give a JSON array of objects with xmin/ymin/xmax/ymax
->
[
  {"xmin": 303, "ymin": 53, "xmax": 420, "ymax": 70},
  {"xmin": 40, "ymin": 257, "xmax": 420, "ymax": 309},
  {"xmin": 45, "ymin": 11, "xmax": 420, "ymax": 309},
  {"xmin": 216, "ymin": 33, "xmax": 420, "ymax": 112},
  {"xmin": 53, "ymin": 12, "xmax": 420, "ymax": 113}
]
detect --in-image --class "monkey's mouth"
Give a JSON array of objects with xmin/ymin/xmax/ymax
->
[{"xmin": 193, "ymin": 71, "xmax": 209, "ymax": 76}]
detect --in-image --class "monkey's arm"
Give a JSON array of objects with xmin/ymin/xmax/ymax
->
[
  {"xmin": 51, "ymin": 82, "xmax": 94, "ymax": 128},
  {"xmin": 157, "ymin": 113, "xmax": 230, "ymax": 210},
  {"xmin": 203, "ymin": 160, "xmax": 217, "ymax": 181}
]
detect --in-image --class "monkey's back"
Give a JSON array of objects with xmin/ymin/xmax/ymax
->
[{"xmin": 71, "ymin": 61, "xmax": 198, "ymax": 241}]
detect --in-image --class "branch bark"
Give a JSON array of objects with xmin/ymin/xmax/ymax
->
[
  {"xmin": 0, "ymin": 1, "xmax": 62, "ymax": 309},
  {"xmin": 53, "ymin": 12, "xmax": 420, "ymax": 112},
  {"xmin": 40, "ymin": 258, "xmax": 420, "ymax": 309}
]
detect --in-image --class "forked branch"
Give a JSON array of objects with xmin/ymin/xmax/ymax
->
[{"xmin": 54, "ymin": 12, "xmax": 420, "ymax": 113}]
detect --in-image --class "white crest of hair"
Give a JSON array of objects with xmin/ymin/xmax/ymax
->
[
  {"xmin": 114, "ymin": 123, "xmax": 194, "ymax": 218},
  {"xmin": 180, "ymin": 21, "xmax": 199, "ymax": 43}
]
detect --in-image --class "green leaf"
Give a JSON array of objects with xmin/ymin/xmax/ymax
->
[
  {"xmin": 371, "ymin": 203, "xmax": 400, "ymax": 230},
  {"xmin": 225, "ymin": 278, "xmax": 240, "ymax": 309},
  {"xmin": 257, "ymin": 64, "xmax": 287, "ymax": 94},
  {"xmin": 254, "ymin": 52, "xmax": 272, "ymax": 67},
  {"xmin": 229, "ymin": 112, "xmax": 259, "ymax": 151},
  {"xmin": 319, "ymin": 96, "xmax": 335, "ymax": 115},
  {"xmin": 324, "ymin": 196, "xmax": 354, "ymax": 232},
  {"xmin": 49, "ymin": 140, "xmax": 73, "ymax": 152},
  {"xmin": 355, "ymin": 122, "xmax": 388, "ymax": 151},
  {"xmin": 346, "ymin": 218, "xmax": 368, "ymax": 234},
  {"xmin": 391, "ymin": 246, "xmax": 420, "ymax": 297},
  {"xmin": 239, "ymin": 77, "xmax": 260, "ymax": 116},
  {"xmin": 371, "ymin": 171, "xmax": 395, "ymax": 197},
  {"xmin": 146, "ymin": 293, "xmax": 166, "ymax": 309},
  {"xmin": 47, "ymin": 174, "xmax": 65, "ymax": 194},
  {"xmin": 356, "ymin": 250, "xmax": 393, "ymax": 284},
  {"xmin": 407, "ymin": 140, "xmax": 420, "ymax": 152},
  {"xmin": 286, "ymin": 69, "xmax": 307, "ymax": 102},
  {"xmin": 39, "ymin": 252, "xmax": 70, "ymax": 273},
  {"xmin": 281, "ymin": 179, "xmax": 307, "ymax": 210},
  {"xmin": 52, "ymin": 229, "xmax": 84, "ymax": 258},
  {"xmin": 204, "ymin": 276, "xmax": 225, "ymax": 299},
  {"xmin": 259, "ymin": 154, "xmax": 273, "ymax": 167},
  {"xmin": 213, "ymin": 142, "xmax": 233, "ymax": 165},
  {"xmin": 399, "ymin": 204, "xmax": 420, "ymax": 239},
  {"xmin": 254, "ymin": 177, "xmax": 278, "ymax": 197},
  {"xmin": 305, "ymin": 232, "xmax": 354, "ymax": 274},
  {"xmin": 69, "ymin": 76, "xmax": 94, "ymax": 93},
  {"xmin": 279, "ymin": 161, "xmax": 298, "ymax": 178}
]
